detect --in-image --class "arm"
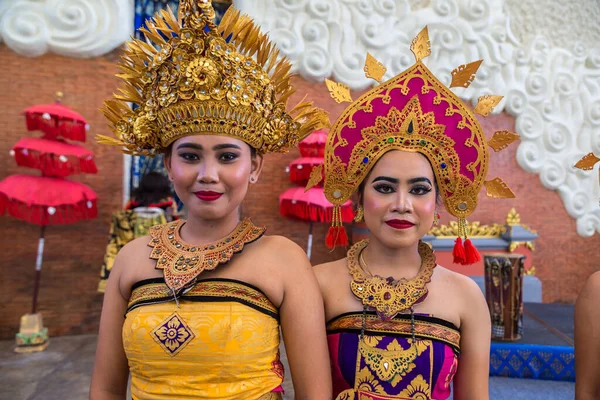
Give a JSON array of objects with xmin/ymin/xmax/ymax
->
[
  {"xmin": 452, "ymin": 276, "xmax": 491, "ymax": 400},
  {"xmin": 277, "ymin": 238, "xmax": 332, "ymax": 399},
  {"xmin": 89, "ymin": 248, "xmax": 131, "ymax": 399},
  {"xmin": 575, "ymin": 271, "xmax": 600, "ymax": 400}
]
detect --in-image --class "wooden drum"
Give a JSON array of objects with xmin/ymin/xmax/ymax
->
[{"xmin": 484, "ymin": 253, "xmax": 525, "ymax": 341}]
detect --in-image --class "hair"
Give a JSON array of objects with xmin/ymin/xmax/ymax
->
[
  {"xmin": 131, "ymin": 171, "xmax": 173, "ymax": 207},
  {"xmin": 357, "ymin": 151, "xmax": 441, "ymax": 205}
]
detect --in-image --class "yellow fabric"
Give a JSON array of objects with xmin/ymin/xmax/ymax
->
[
  {"xmin": 98, "ymin": 210, "xmax": 166, "ymax": 292},
  {"xmin": 123, "ymin": 283, "xmax": 283, "ymax": 399}
]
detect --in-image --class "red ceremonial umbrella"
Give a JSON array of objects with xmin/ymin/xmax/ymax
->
[
  {"xmin": 23, "ymin": 102, "xmax": 88, "ymax": 142},
  {"xmin": 298, "ymin": 129, "xmax": 327, "ymax": 157},
  {"xmin": 280, "ymin": 130, "xmax": 356, "ymax": 259},
  {"xmin": 0, "ymin": 175, "xmax": 97, "ymax": 226},
  {"xmin": 12, "ymin": 137, "xmax": 97, "ymax": 177},
  {"xmin": 0, "ymin": 95, "xmax": 97, "ymax": 317},
  {"xmin": 287, "ymin": 157, "xmax": 324, "ymax": 186},
  {"xmin": 279, "ymin": 187, "xmax": 353, "ymax": 223}
]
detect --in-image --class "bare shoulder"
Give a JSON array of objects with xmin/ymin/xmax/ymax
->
[
  {"xmin": 113, "ymin": 235, "xmax": 156, "ymax": 295},
  {"xmin": 116, "ymin": 235, "xmax": 153, "ymax": 262},
  {"xmin": 433, "ymin": 265, "xmax": 485, "ymax": 302},
  {"xmin": 253, "ymin": 235, "xmax": 309, "ymax": 263},
  {"xmin": 583, "ymin": 271, "xmax": 600, "ymax": 293},
  {"xmin": 313, "ymin": 258, "xmax": 347, "ymax": 284},
  {"xmin": 577, "ymin": 271, "xmax": 600, "ymax": 308}
]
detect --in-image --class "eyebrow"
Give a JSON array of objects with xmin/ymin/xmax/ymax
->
[
  {"xmin": 372, "ymin": 176, "xmax": 432, "ymax": 185},
  {"xmin": 176, "ymin": 143, "xmax": 242, "ymax": 151}
]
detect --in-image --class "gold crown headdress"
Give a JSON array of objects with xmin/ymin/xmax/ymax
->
[
  {"xmin": 310, "ymin": 27, "xmax": 519, "ymax": 264},
  {"xmin": 98, "ymin": 0, "xmax": 329, "ymax": 155}
]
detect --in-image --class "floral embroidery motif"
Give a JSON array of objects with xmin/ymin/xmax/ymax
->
[
  {"xmin": 356, "ymin": 367, "xmax": 386, "ymax": 394},
  {"xmin": 398, "ymin": 374, "xmax": 431, "ymax": 399},
  {"xmin": 151, "ymin": 312, "xmax": 195, "ymax": 356}
]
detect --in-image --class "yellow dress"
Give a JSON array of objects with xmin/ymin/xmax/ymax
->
[{"xmin": 123, "ymin": 278, "xmax": 285, "ymax": 399}]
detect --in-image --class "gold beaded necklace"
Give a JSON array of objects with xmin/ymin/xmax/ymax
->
[
  {"xmin": 347, "ymin": 239, "xmax": 436, "ymax": 321},
  {"xmin": 148, "ymin": 218, "xmax": 265, "ymax": 294}
]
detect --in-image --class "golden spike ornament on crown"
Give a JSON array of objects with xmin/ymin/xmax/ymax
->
[
  {"xmin": 312, "ymin": 27, "xmax": 519, "ymax": 264},
  {"xmin": 98, "ymin": 0, "xmax": 330, "ymax": 156}
]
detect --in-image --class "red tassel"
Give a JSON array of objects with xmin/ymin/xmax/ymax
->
[
  {"xmin": 453, "ymin": 237, "xmax": 466, "ymax": 264},
  {"xmin": 325, "ymin": 225, "xmax": 348, "ymax": 249},
  {"xmin": 464, "ymin": 238, "xmax": 481, "ymax": 265}
]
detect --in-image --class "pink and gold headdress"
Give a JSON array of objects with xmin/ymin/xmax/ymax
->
[{"xmin": 310, "ymin": 27, "xmax": 518, "ymax": 264}]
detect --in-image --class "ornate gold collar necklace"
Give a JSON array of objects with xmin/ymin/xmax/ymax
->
[
  {"xmin": 347, "ymin": 239, "xmax": 436, "ymax": 320},
  {"xmin": 148, "ymin": 218, "xmax": 265, "ymax": 293}
]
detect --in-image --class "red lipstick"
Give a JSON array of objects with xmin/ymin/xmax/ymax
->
[
  {"xmin": 194, "ymin": 191, "xmax": 223, "ymax": 202},
  {"xmin": 385, "ymin": 219, "xmax": 415, "ymax": 230}
]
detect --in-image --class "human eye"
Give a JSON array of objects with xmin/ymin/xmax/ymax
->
[
  {"xmin": 219, "ymin": 152, "xmax": 239, "ymax": 163},
  {"xmin": 178, "ymin": 152, "xmax": 199, "ymax": 162},
  {"xmin": 373, "ymin": 183, "xmax": 395, "ymax": 194},
  {"xmin": 410, "ymin": 185, "xmax": 432, "ymax": 195}
]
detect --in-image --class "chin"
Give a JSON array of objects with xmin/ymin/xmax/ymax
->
[
  {"xmin": 186, "ymin": 202, "xmax": 228, "ymax": 220},
  {"xmin": 372, "ymin": 229, "xmax": 422, "ymax": 249}
]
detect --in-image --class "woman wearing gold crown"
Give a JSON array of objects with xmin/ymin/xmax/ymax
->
[
  {"xmin": 90, "ymin": 1, "xmax": 332, "ymax": 399},
  {"xmin": 312, "ymin": 27, "xmax": 518, "ymax": 399}
]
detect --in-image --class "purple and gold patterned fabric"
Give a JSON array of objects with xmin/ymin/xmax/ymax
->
[{"xmin": 327, "ymin": 312, "xmax": 460, "ymax": 399}]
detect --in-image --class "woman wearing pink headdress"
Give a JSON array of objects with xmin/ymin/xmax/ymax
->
[{"xmin": 312, "ymin": 27, "xmax": 518, "ymax": 399}]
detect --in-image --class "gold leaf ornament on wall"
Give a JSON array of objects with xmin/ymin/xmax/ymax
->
[
  {"xmin": 325, "ymin": 79, "xmax": 353, "ymax": 103},
  {"xmin": 364, "ymin": 52, "xmax": 387, "ymax": 83}
]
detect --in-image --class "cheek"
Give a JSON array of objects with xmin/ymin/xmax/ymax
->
[
  {"xmin": 363, "ymin": 193, "xmax": 388, "ymax": 215},
  {"xmin": 170, "ymin": 160, "xmax": 197, "ymax": 183},
  {"xmin": 416, "ymin": 196, "xmax": 436, "ymax": 215}
]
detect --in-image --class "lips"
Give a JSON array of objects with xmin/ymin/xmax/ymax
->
[
  {"xmin": 194, "ymin": 191, "xmax": 223, "ymax": 202},
  {"xmin": 385, "ymin": 219, "xmax": 415, "ymax": 230}
]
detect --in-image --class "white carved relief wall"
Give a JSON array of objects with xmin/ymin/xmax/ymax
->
[
  {"xmin": 0, "ymin": 0, "xmax": 133, "ymax": 58},
  {"xmin": 235, "ymin": 0, "xmax": 600, "ymax": 237},
  {"xmin": 1, "ymin": 0, "xmax": 598, "ymax": 236}
]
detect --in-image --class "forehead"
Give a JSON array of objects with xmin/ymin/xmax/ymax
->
[
  {"xmin": 368, "ymin": 150, "xmax": 434, "ymax": 179},
  {"xmin": 173, "ymin": 135, "xmax": 247, "ymax": 149}
]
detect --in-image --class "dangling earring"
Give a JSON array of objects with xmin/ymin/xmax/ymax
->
[
  {"xmin": 433, "ymin": 212, "xmax": 441, "ymax": 226},
  {"xmin": 354, "ymin": 206, "xmax": 364, "ymax": 223}
]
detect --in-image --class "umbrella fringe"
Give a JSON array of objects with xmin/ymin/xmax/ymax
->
[
  {"xmin": 25, "ymin": 114, "xmax": 87, "ymax": 142},
  {"xmin": 14, "ymin": 150, "xmax": 97, "ymax": 177},
  {"xmin": 279, "ymin": 199, "xmax": 354, "ymax": 223},
  {"xmin": 0, "ymin": 196, "xmax": 98, "ymax": 226}
]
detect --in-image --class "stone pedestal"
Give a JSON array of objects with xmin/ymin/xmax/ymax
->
[{"xmin": 14, "ymin": 313, "xmax": 49, "ymax": 353}]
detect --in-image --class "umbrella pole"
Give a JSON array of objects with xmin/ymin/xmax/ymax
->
[
  {"xmin": 307, "ymin": 221, "xmax": 313, "ymax": 261},
  {"xmin": 31, "ymin": 225, "xmax": 46, "ymax": 314}
]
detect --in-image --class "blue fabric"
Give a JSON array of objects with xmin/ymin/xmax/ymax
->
[{"xmin": 489, "ymin": 343, "xmax": 575, "ymax": 382}]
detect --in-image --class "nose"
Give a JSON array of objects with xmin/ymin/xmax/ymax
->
[
  {"xmin": 391, "ymin": 190, "xmax": 412, "ymax": 214},
  {"xmin": 197, "ymin": 158, "xmax": 219, "ymax": 184}
]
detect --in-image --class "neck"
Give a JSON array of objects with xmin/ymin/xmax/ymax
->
[
  {"xmin": 361, "ymin": 237, "xmax": 422, "ymax": 279},
  {"xmin": 179, "ymin": 210, "xmax": 242, "ymax": 245}
]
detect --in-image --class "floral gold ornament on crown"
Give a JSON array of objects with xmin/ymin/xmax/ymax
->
[
  {"xmin": 98, "ymin": 0, "xmax": 329, "ymax": 156},
  {"xmin": 310, "ymin": 27, "xmax": 519, "ymax": 265}
]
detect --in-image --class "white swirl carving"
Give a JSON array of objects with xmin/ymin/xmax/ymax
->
[
  {"xmin": 0, "ymin": 0, "xmax": 133, "ymax": 58},
  {"xmin": 235, "ymin": 0, "xmax": 600, "ymax": 236},
  {"xmin": 540, "ymin": 159, "xmax": 567, "ymax": 190}
]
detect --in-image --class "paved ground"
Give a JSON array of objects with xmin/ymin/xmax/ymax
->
[{"xmin": 0, "ymin": 334, "xmax": 574, "ymax": 399}]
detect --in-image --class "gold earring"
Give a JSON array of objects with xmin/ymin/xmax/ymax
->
[
  {"xmin": 433, "ymin": 212, "xmax": 440, "ymax": 226},
  {"xmin": 354, "ymin": 206, "xmax": 364, "ymax": 223}
]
